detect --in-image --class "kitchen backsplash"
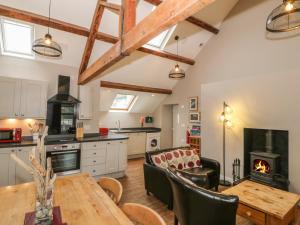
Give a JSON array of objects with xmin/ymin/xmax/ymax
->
[
  {"xmin": 0, "ymin": 119, "xmax": 45, "ymax": 136},
  {"xmin": 98, "ymin": 112, "xmax": 154, "ymax": 128}
]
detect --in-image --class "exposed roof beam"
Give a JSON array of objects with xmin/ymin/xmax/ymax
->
[
  {"xmin": 144, "ymin": 0, "xmax": 219, "ymax": 34},
  {"xmin": 79, "ymin": 0, "xmax": 106, "ymax": 75},
  {"xmin": 101, "ymin": 81, "xmax": 172, "ymax": 94},
  {"xmin": 79, "ymin": 0, "xmax": 214, "ymax": 84},
  {"xmin": 0, "ymin": 4, "xmax": 194, "ymax": 66},
  {"xmin": 99, "ymin": 1, "xmax": 121, "ymax": 14}
]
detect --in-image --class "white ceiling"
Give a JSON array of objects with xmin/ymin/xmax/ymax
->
[{"xmin": 0, "ymin": 0, "xmax": 238, "ymax": 89}]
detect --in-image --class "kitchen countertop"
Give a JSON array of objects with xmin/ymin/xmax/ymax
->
[
  {"xmin": 110, "ymin": 127, "xmax": 161, "ymax": 134},
  {"xmin": 0, "ymin": 133, "xmax": 129, "ymax": 148}
]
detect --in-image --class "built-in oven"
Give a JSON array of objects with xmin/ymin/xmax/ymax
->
[{"xmin": 46, "ymin": 143, "xmax": 81, "ymax": 176}]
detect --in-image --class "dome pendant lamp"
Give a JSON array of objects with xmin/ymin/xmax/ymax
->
[
  {"xmin": 32, "ymin": 0, "xmax": 62, "ymax": 57},
  {"xmin": 266, "ymin": 0, "xmax": 300, "ymax": 32},
  {"xmin": 169, "ymin": 36, "xmax": 185, "ymax": 80}
]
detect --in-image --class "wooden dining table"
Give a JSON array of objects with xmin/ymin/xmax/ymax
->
[{"xmin": 0, "ymin": 173, "xmax": 134, "ymax": 225}]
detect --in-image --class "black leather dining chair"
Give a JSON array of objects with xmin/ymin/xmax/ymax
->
[{"xmin": 166, "ymin": 169, "xmax": 239, "ymax": 225}]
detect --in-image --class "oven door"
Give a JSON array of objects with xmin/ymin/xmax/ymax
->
[
  {"xmin": 0, "ymin": 129, "xmax": 14, "ymax": 142},
  {"xmin": 46, "ymin": 149, "xmax": 81, "ymax": 176}
]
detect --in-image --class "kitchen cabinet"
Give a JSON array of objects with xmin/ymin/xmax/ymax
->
[
  {"xmin": 127, "ymin": 132, "xmax": 146, "ymax": 156},
  {"xmin": 0, "ymin": 77, "xmax": 47, "ymax": 119},
  {"xmin": 20, "ymin": 80, "xmax": 47, "ymax": 119},
  {"xmin": 78, "ymin": 85, "xmax": 93, "ymax": 120},
  {"xmin": 105, "ymin": 141, "xmax": 119, "ymax": 174},
  {"xmin": 0, "ymin": 148, "xmax": 16, "ymax": 187},
  {"xmin": 0, "ymin": 146, "xmax": 34, "ymax": 187},
  {"xmin": 0, "ymin": 77, "xmax": 21, "ymax": 118},
  {"xmin": 81, "ymin": 140, "xmax": 128, "ymax": 178}
]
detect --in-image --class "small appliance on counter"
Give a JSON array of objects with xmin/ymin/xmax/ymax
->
[
  {"xmin": 99, "ymin": 128, "xmax": 109, "ymax": 136},
  {"xmin": 0, "ymin": 128, "xmax": 22, "ymax": 143}
]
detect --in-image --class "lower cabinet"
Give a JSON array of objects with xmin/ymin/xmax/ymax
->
[
  {"xmin": 126, "ymin": 132, "xmax": 146, "ymax": 156},
  {"xmin": 81, "ymin": 140, "xmax": 127, "ymax": 178},
  {"xmin": 0, "ymin": 146, "xmax": 34, "ymax": 187}
]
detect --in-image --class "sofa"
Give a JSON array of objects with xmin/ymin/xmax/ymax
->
[{"xmin": 144, "ymin": 147, "xmax": 220, "ymax": 209}]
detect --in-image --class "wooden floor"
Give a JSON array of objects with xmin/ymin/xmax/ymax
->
[{"xmin": 118, "ymin": 158, "xmax": 300, "ymax": 225}]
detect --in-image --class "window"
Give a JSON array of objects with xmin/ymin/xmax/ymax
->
[
  {"xmin": 0, "ymin": 19, "xmax": 34, "ymax": 58},
  {"xmin": 144, "ymin": 6, "xmax": 176, "ymax": 49},
  {"xmin": 110, "ymin": 94, "xmax": 137, "ymax": 111}
]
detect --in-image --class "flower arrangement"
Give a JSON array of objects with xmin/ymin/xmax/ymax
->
[
  {"xmin": 10, "ymin": 126, "xmax": 56, "ymax": 225},
  {"xmin": 27, "ymin": 121, "xmax": 44, "ymax": 142}
]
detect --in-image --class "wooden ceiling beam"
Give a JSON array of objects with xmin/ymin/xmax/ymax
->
[
  {"xmin": 144, "ymin": 0, "xmax": 219, "ymax": 34},
  {"xmin": 0, "ymin": 4, "xmax": 194, "ymax": 66},
  {"xmin": 79, "ymin": 0, "xmax": 214, "ymax": 84},
  {"xmin": 99, "ymin": 1, "xmax": 121, "ymax": 14},
  {"xmin": 79, "ymin": 0, "xmax": 106, "ymax": 75},
  {"xmin": 101, "ymin": 81, "xmax": 172, "ymax": 94},
  {"xmin": 122, "ymin": 0, "xmax": 136, "ymax": 34}
]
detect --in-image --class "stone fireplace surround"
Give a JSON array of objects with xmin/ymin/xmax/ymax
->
[{"xmin": 244, "ymin": 128, "xmax": 289, "ymax": 190}]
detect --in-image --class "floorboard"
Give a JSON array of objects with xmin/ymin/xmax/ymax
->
[{"xmin": 118, "ymin": 158, "xmax": 300, "ymax": 225}]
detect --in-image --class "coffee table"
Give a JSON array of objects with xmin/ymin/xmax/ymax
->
[{"xmin": 222, "ymin": 180, "xmax": 300, "ymax": 225}]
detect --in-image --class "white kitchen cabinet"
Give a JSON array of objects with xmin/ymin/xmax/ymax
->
[
  {"xmin": 118, "ymin": 140, "xmax": 128, "ymax": 171},
  {"xmin": 81, "ymin": 140, "xmax": 128, "ymax": 178},
  {"xmin": 78, "ymin": 85, "xmax": 93, "ymax": 120},
  {"xmin": 15, "ymin": 147, "xmax": 34, "ymax": 184},
  {"xmin": 0, "ymin": 77, "xmax": 21, "ymax": 118},
  {"xmin": 0, "ymin": 148, "xmax": 16, "ymax": 187},
  {"xmin": 105, "ymin": 141, "xmax": 119, "ymax": 174},
  {"xmin": 0, "ymin": 77, "xmax": 47, "ymax": 119},
  {"xmin": 127, "ymin": 132, "xmax": 146, "ymax": 156},
  {"xmin": 20, "ymin": 80, "xmax": 47, "ymax": 119}
]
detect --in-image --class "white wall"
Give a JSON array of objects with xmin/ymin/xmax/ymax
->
[{"xmin": 160, "ymin": 0, "xmax": 300, "ymax": 193}]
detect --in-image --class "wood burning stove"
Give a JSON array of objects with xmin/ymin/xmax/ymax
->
[{"xmin": 250, "ymin": 151, "xmax": 280, "ymax": 184}]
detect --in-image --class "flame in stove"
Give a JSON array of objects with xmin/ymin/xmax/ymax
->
[{"xmin": 254, "ymin": 160, "xmax": 270, "ymax": 174}]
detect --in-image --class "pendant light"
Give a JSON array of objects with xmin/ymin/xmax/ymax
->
[
  {"xmin": 266, "ymin": 0, "xmax": 300, "ymax": 32},
  {"xmin": 169, "ymin": 36, "xmax": 185, "ymax": 80},
  {"xmin": 32, "ymin": 0, "xmax": 62, "ymax": 57}
]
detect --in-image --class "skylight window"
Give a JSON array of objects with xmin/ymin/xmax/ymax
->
[
  {"xmin": 110, "ymin": 94, "xmax": 137, "ymax": 111},
  {"xmin": 0, "ymin": 19, "xmax": 34, "ymax": 59},
  {"xmin": 145, "ymin": 6, "xmax": 176, "ymax": 49}
]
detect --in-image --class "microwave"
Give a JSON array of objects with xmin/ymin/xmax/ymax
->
[{"xmin": 0, "ymin": 128, "xmax": 22, "ymax": 143}]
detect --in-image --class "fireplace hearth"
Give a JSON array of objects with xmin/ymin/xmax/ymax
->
[{"xmin": 244, "ymin": 128, "xmax": 289, "ymax": 190}]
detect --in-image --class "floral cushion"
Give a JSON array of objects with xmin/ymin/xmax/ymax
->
[
  {"xmin": 165, "ymin": 150, "xmax": 185, "ymax": 170},
  {"xmin": 179, "ymin": 149, "xmax": 201, "ymax": 169},
  {"xmin": 151, "ymin": 152, "xmax": 169, "ymax": 169}
]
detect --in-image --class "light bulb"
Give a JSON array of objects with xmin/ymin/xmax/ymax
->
[
  {"xmin": 220, "ymin": 112, "xmax": 225, "ymax": 122},
  {"xmin": 226, "ymin": 120, "xmax": 233, "ymax": 128},
  {"xmin": 225, "ymin": 105, "xmax": 232, "ymax": 113},
  {"xmin": 45, "ymin": 38, "xmax": 52, "ymax": 45},
  {"xmin": 285, "ymin": 2, "xmax": 294, "ymax": 11},
  {"xmin": 175, "ymin": 65, "xmax": 179, "ymax": 72}
]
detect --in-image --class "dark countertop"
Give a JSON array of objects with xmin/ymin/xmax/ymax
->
[
  {"xmin": 0, "ymin": 133, "xmax": 129, "ymax": 148},
  {"xmin": 110, "ymin": 127, "xmax": 161, "ymax": 134}
]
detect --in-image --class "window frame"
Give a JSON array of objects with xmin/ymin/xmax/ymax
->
[
  {"xmin": 146, "ymin": 25, "xmax": 176, "ymax": 50},
  {"xmin": 0, "ymin": 18, "xmax": 35, "ymax": 59},
  {"xmin": 110, "ymin": 94, "xmax": 137, "ymax": 112}
]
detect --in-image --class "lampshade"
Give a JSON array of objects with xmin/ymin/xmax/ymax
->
[
  {"xmin": 266, "ymin": 0, "xmax": 300, "ymax": 32},
  {"xmin": 169, "ymin": 64, "xmax": 185, "ymax": 79},
  {"xmin": 32, "ymin": 33, "xmax": 62, "ymax": 57}
]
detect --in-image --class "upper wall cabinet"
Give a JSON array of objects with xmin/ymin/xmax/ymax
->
[
  {"xmin": 0, "ymin": 77, "xmax": 47, "ymax": 119},
  {"xmin": 79, "ymin": 85, "xmax": 93, "ymax": 120}
]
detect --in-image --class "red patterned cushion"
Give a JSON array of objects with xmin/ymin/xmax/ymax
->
[
  {"xmin": 151, "ymin": 153, "xmax": 169, "ymax": 169},
  {"xmin": 179, "ymin": 149, "xmax": 201, "ymax": 169},
  {"xmin": 165, "ymin": 150, "xmax": 185, "ymax": 170}
]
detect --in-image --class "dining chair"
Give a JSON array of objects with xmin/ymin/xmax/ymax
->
[
  {"xmin": 166, "ymin": 168, "xmax": 239, "ymax": 225},
  {"xmin": 97, "ymin": 177, "xmax": 123, "ymax": 204},
  {"xmin": 122, "ymin": 203, "xmax": 166, "ymax": 225}
]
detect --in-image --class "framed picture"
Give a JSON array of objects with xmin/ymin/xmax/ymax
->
[
  {"xmin": 189, "ymin": 97, "xmax": 198, "ymax": 111},
  {"xmin": 190, "ymin": 112, "xmax": 200, "ymax": 123}
]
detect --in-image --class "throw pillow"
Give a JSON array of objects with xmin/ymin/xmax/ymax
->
[
  {"xmin": 165, "ymin": 150, "xmax": 185, "ymax": 170},
  {"xmin": 151, "ymin": 153, "xmax": 169, "ymax": 169},
  {"xmin": 180, "ymin": 149, "xmax": 201, "ymax": 169}
]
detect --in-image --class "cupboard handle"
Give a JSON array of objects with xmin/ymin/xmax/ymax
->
[
  {"xmin": 93, "ymin": 170, "xmax": 96, "ymax": 173},
  {"xmin": 11, "ymin": 150, "xmax": 15, "ymax": 153},
  {"xmin": 18, "ymin": 149, "xmax": 22, "ymax": 152},
  {"xmin": 93, "ymin": 145, "xmax": 97, "ymax": 147},
  {"xmin": 15, "ymin": 113, "xmax": 18, "ymax": 116},
  {"xmin": 107, "ymin": 142, "xmax": 110, "ymax": 145},
  {"xmin": 93, "ymin": 160, "xmax": 96, "ymax": 163}
]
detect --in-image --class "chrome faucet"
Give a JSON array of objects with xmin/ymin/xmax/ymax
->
[{"xmin": 116, "ymin": 120, "xmax": 121, "ymax": 131}]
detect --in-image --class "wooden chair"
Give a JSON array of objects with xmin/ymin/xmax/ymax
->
[
  {"xmin": 97, "ymin": 177, "xmax": 123, "ymax": 204},
  {"xmin": 122, "ymin": 203, "xmax": 166, "ymax": 225}
]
